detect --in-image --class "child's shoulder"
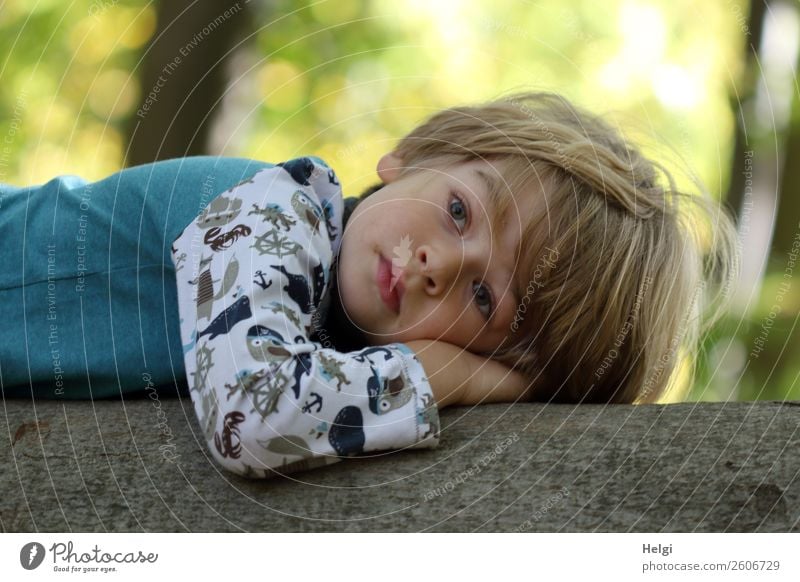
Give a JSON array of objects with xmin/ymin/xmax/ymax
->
[
  {"xmin": 246, "ymin": 156, "xmax": 345, "ymax": 257},
  {"xmin": 173, "ymin": 155, "xmax": 345, "ymax": 258}
]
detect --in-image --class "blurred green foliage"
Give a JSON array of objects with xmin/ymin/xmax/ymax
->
[
  {"xmin": 0, "ymin": 0, "xmax": 155, "ymax": 180},
  {"xmin": 2, "ymin": 0, "xmax": 795, "ymax": 402},
  {"xmin": 0, "ymin": 0, "xmax": 746, "ymax": 194}
]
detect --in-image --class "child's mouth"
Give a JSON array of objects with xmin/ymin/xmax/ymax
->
[
  {"xmin": 377, "ymin": 254, "xmax": 401, "ymax": 313},
  {"xmin": 389, "ymin": 264, "xmax": 403, "ymax": 292}
]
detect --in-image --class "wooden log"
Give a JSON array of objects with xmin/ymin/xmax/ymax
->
[{"xmin": 1, "ymin": 398, "xmax": 798, "ymax": 532}]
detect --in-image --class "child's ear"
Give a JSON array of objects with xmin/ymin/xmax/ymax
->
[{"xmin": 376, "ymin": 152, "xmax": 403, "ymax": 183}]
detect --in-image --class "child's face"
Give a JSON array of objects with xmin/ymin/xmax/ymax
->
[{"xmin": 337, "ymin": 153, "xmax": 537, "ymax": 353}]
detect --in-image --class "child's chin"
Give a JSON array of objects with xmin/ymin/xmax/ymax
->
[{"xmin": 364, "ymin": 330, "xmax": 402, "ymax": 346}]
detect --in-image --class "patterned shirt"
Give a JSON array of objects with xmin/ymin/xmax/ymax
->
[{"xmin": 170, "ymin": 156, "xmax": 440, "ymax": 479}]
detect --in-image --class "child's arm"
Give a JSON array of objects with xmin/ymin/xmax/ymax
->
[
  {"xmin": 404, "ymin": 339, "xmax": 532, "ymax": 408},
  {"xmin": 172, "ymin": 158, "xmax": 441, "ymax": 479}
]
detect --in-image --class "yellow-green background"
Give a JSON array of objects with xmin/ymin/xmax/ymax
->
[{"xmin": 1, "ymin": 0, "xmax": 795, "ymax": 403}]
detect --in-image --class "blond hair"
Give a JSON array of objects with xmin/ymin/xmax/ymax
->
[{"xmin": 361, "ymin": 91, "xmax": 739, "ymax": 404}]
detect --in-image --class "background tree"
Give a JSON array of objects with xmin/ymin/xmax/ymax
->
[{"xmin": 125, "ymin": 0, "xmax": 258, "ymax": 165}]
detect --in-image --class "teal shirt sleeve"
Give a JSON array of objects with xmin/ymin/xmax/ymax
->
[{"xmin": 0, "ymin": 156, "xmax": 274, "ymax": 399}]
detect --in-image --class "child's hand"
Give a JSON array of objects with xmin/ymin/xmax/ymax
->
[
  {"xmin": 461, "ymin": 353, "xmax": 533, "ymax": 406},
  {"xmin": 404, "ymin": 340, "xmax": 532, "ymax": 408}
]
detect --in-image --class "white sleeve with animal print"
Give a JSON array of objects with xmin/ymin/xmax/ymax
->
[{"xmin": 170, "ymin": 156, "xmax": 440, "ymax": 479}]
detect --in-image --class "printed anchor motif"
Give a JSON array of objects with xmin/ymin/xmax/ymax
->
[{"xmin": 173, "ymin": 156, "xmax": 440, "ymax": 478}]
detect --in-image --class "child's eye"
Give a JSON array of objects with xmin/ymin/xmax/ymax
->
[
  {"xmin": 448, "ymin": 193, "xmax": 468, "ymax": 231},
  {"xmin": 449, "ymin": 192, "xmax": 496, "ymax": 322},
  {"xmin": 472, "ymin": 282, "xmax": 494, "ymax": 320}
]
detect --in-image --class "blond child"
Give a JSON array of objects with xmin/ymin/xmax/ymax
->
[{"xmin": 0, "ymin": 91, "xmax": 737, "ymax": 478}]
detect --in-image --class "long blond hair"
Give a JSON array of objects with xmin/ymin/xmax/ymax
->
[{"xmin": 362, "ymin": 91, "xmax": 739, "ymax": 404}]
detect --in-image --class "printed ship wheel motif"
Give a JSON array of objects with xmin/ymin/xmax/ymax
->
[
  {"xmin": 225, "ymin": 367, "xmax": 291, "ymax": 419},
  {"xmin": 190, "ymin": 343, "xmax": 215, "ymax": 393},
  {"xmin": 251, "ymin": 228, "xmax": 302, "ymax": 259}
]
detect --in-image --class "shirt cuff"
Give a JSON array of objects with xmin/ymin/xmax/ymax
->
[{"xmin": 360, "ymin": 342, "xmax": 441, "ymax": 454}]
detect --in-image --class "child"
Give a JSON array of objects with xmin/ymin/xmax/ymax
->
[{"xmin": 0, "ymin": 91, "xmax": 738, "ymax": 479}]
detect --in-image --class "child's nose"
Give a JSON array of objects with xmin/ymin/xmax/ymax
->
[{"xmin": 415, "ymin": 245, "xmax": 461, "ymax": 295}]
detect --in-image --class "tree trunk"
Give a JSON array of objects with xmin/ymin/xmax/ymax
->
[
  {"xmin": 124, "ymin": 0, "xmax": 255, "ymax": 167},
  {"xmin": 771, "ymin": 100, "xmax": 800, "ymax": 258},
  {"xmin": 726, "ymin": 0, "xmax": 767, "ymax": 219}
]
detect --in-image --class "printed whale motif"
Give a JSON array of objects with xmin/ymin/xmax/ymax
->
[
  {"xmin": 197, "ymin": 295, "xmax": 252, "ymax": 341},
  {"xmin": 328, "ymin": 406, "xmax": 365, "ymax": 456},
  {"xmin": 269, "ymin": 262, "xmax": 325, "ymax": 314}
]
